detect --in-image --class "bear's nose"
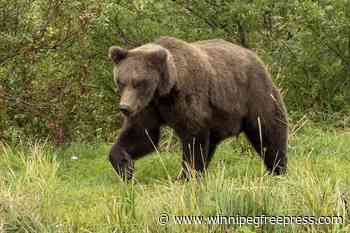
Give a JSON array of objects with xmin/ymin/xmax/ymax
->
[{"xmin": 119, "ymin": 104, "xmax": 131, "ymax": 116}]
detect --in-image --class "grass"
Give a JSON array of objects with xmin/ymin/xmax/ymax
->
[{"xmin": 0, "ymin": 123, "xmax": 350, "ymax": 233}]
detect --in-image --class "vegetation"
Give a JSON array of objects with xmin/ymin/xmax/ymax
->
[
  {"xmin": 1, "ymin": 0, "xmax": 350, "ymax": 143},
  {"xmin": 0, "ymin": 123, "xmax": 349, "ymax": 232}
]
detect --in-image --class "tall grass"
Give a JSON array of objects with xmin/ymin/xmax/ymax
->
[{"xmin": 0, "ymin": 124, "xmax": 349, "ymax": 232}]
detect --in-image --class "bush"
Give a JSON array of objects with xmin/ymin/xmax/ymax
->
[{"xmin": 1, "ymin": 0, "xmax": 349, "ymax": 144}]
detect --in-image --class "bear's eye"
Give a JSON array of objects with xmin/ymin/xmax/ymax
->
[
  {"xmin": 133, "ymin": 80, "xmax": 147, "ymax": 88},
  {"xmin": 117, "ymin": 79, "xmax": 125, "ymax": 88}
]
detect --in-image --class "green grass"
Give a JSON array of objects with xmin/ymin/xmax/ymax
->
[{"xmin": 0, "ymin": 124, "xmax": 350, "ymax": 233}]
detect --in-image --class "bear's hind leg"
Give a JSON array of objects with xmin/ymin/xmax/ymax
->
[{"xmin": 243, "ymin": 117, "xmax": 287, "ymax": 175}]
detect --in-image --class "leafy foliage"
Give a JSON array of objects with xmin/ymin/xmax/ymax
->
[{"xmin": 1, "ymin": 0, "xmax": 349, "ymax": 143}]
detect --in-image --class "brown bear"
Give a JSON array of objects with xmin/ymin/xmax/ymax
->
[{"xmin": 108, "ymin": 36, "xmax": 288, "ymax": 181}]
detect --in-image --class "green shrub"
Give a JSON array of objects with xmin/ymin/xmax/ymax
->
[{"xmin": 1, "ymin": 0, "xmax": 349, "ymax": 143}]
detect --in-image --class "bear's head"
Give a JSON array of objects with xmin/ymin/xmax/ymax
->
[{"xmin": 109, "ymin": 44, "xmax": 177, "ymax": 117}]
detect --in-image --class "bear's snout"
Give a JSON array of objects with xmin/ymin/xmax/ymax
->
[{"xmin": 119, "ymin": 88, "xmax": 140, "ymax": 116}]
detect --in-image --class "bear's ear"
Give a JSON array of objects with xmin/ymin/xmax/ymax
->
[
  {"xmin": 150, "ymin": 48, "xmax": 177, "ymax": 96},
  {"xmin": 109, "ymin": 46, "xmax": 128, "ymax": 64},
  {"xmin": 147, "ymin": 48, "xmax": 167, "ymax": 66}
]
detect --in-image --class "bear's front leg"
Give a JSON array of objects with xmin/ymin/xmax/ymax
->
[
  {"xmin": 177, "ymin": 130, "xmax": 210, "ymax": 181},
  {"xmin": 109, "ymin": 125, "xmax": 160, "ymax": 181}
]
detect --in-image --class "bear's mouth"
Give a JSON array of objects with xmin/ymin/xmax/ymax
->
[
  {"xmin": 122, "ymin": 109, "xmax": 138, "ymax": 119},
  {"xmin": 122, "ymin": 103, "xmax": 148, "ymax": 119}
]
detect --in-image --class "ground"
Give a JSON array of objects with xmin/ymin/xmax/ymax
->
[{"xmin": 0, "ymin": 123, "xmax": 349, "ymax": 233}]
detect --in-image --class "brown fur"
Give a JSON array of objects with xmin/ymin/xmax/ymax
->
[{"xmin": 108, "ymin": 37, "xmax": 288, "ymax": 180}]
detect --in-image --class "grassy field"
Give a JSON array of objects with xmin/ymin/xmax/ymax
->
[{"xmin": 0, "ymin": 122, "xmax": 349, "ymax": 233}]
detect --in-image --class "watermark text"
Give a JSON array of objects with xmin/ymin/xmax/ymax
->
[{"xmin": 158, "ymin": 213, "xmax": 344, "ymax": 226}]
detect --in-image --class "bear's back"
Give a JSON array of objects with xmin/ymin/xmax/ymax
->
[
  {"xmin": 192, "ymin": 39, "xmax": 258, "ymax": 70},
  {"xmin": 155, "ymin": 37, "xmax": 273, "ymax": 127}
]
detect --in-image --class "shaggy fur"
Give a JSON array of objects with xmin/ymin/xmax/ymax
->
[{"xmin": 108, "ymin": 37, "xmax": 288, "ymax": 180}]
